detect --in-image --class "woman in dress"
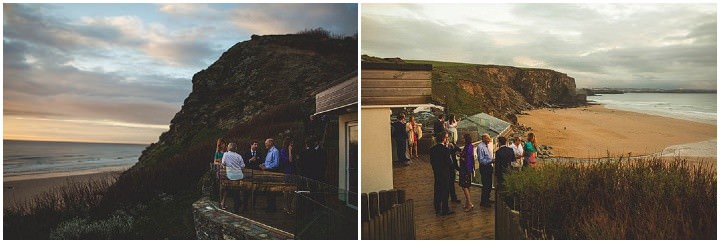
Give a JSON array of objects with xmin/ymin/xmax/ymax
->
[
  {"xmin": 406, "ymin": 116, "xmax": 419, "ymax": 158},
  {"xmin": 459, "ymin": 133, "xmax": 475, "ymax": 212},
  {"xmin": 280, "ymin": 138, "xmax": 296, "ymax": 214},
  {"xmin": 524, "ymin": 133, "xmax": 538, "ymax": 167},
  {"xmin": 446, "ymin": 114, "xmax": 459, "ymax": 145},
  {"xmin": 214, "ymin": 138, "xmax": 227, "ymax": 208}
]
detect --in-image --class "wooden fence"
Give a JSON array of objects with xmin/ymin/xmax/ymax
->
[
  {"xmin": 495, "ymin": 197, "xmax": 526, "ymax": 240},
  {"xmin": 361, "ymin": 189, "xmax": 416, "ymax": 240}
]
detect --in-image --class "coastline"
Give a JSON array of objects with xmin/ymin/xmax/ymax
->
[
  {"xmin": 517, "ymin": 104, "xmax": 717, "ymax": 159},
  {"xmin": 4, "ymin": 170, "xmax": 123, "ymax": 209}
]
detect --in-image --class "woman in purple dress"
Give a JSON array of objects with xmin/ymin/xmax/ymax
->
[
  {"xmin": 279, "ymin": 138, "xmax": 296, "ymax": 214},
  {"xmin": 459, "ymin": 133, "xmax": 475, "ymax": 212}
]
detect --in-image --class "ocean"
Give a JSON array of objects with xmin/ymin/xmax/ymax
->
[
  {"xmin": 3, "ymin": 140, "xmax": 146, "ymax": 181},
  {"xmin": 589, "ymin": 93, "xmax": 717, "ymax": 125}
]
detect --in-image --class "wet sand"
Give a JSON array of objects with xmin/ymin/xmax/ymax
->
[
  {"xmin": 3, "ymin": 171, "xmax": 121, "ymax": 208},
  {"xmin": 517, "ymin": 105, "xmax": 717, "ymax": 158}
]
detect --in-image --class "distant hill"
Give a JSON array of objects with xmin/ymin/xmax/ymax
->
[{"xmin": 362, "ymin": 55, "xmax": 582, "ymax": 123}]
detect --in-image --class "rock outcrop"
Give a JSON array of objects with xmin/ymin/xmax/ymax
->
[
  {"xmin": 137, "ymin": 34, "xmax": 357, "ymax": 169},
  {"xmin": 104, "ymin": 33, "xmax": 356, "ymax": 210},
  {"xmin": 362, "ymin": 56, "xmax": 582, "ymax": 122}
]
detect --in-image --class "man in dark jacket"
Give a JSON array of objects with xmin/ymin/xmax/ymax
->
[
  {"xmin": 494, "ymin": 136, "xmax": 515, "ymax": 190},
  {"xmin": 392, "ymin": 113, "xmax": 410, "ymax": 165},
  {"xmin": 243, "ymin": 140, "xmax": 264, "ymax": 170},
  {"xmin": 430, "ymin": 131, "xmax": 454, "ymax": 216}
]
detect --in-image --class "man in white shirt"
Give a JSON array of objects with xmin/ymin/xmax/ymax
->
[
  {"xmin": 508, "ymin": 136, "xmax": 524, "ymax": 168},
  {"xmin": 476, "ymin": 133, "xmax": 494, "ymax": 207},
  {"xmin": 221, "ymin": 143, "xmax": 245, "ymax": 213}
]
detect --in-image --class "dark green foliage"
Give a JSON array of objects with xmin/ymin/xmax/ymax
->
[
  {"xmin": 4, "ymin": 178, "xmax": 115, "ymax": 239},
  {"xmin": 50, "ymin": 211, "xmax": 134, "ymax": 240},
  {"xmin": 501, "ymin": 158, "xmax": 717, "ymax": 239}
]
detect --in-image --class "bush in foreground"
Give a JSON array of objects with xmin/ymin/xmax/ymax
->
[{"xmin": 501, "ymin": 157, "xmax": 716, "ymax": 240}]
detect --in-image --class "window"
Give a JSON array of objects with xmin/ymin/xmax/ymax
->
[{"xmin": 346, "ymin": 121, "xmax": 358, "ymax": 208}]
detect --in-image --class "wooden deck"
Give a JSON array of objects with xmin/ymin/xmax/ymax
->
[
  {"xmin": 393, "ymin": 153, "xmax": 495, "ymax": 240},
  {"xmin": 219, "ymin": 190, "xmax": 296, "ymax": 234}
]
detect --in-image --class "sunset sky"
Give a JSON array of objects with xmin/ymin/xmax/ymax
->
[
  {"xmin": 3, "ymin": 3, "xmax": 358, "ymax": 144},
  {"xmin": 362, "ymin": 3, "xmax": 716, "ymax": 90}
]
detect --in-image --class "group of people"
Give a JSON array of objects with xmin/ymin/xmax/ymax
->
[
  {"xmin": 391, "ymin": 113, "xmax": 459, "ymax": 166},
  {"xmin": 212, "ymin": 136, "xmax": 327, "ymax": 214},
  {"xmin": 429, "ymin": 121, "xmax": 540, "ymax": 216}
]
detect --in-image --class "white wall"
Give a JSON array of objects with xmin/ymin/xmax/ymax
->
[{"xmin": 360, "ymin": 107, "xmax": 394, "ymax": 193}]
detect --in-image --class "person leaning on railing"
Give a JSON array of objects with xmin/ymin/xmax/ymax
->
[{"xmin": 220, "ymin": 142, "xmax": 246, "ymax": 213}]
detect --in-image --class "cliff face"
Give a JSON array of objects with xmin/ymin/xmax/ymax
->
[
  {"xmin": 436, "ymin": 64, "xmax": 578, "ymax": 122},
  {"xmin": 136, "ymin": 34, "xmax": 357, "ymax": 168},
  {"xmin": 361, "ymin": 56, "xmax": 580, "ymax": 122},
  {"xmin": 105, "ymin": 34, "xmax": 356, "ymax": 209}
]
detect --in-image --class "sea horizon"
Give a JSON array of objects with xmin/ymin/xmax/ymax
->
[
  {"xmin": 589, "ymin": 92, "xmax": 717, "ymax": 125},
  {"xmin": 3, "ymin": 140, "xmax": 146, "ymax": 181}
]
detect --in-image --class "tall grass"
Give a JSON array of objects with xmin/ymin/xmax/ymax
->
[
  {"xmin": 4, "ymin": 178, "xmax": 115, "ymax": 239},
  {"xmin": 501, "ymin": 157, "xmax": 716, "ymax": 240}
]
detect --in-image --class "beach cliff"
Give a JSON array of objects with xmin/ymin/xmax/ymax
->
[{"xmin": 361, "ymin": 55, "xmax": 583, "ymax": 122}]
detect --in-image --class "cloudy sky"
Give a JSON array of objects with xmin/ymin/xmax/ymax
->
[
  {"xmin": 362, "ymin": 3, "xmax": 716, "ymax": 89},
  {"xmin": 3, "ymin": 3, "xmax": 358, "ymax": 144}
]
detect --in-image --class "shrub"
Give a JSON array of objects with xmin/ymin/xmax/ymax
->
[
  {"xmin": 501, "ymin": 157, "xmax": 717, "ymax": 240},
  {"xmin": 49, "ymin": 211, "xmax": 134, "ymax": 240}
]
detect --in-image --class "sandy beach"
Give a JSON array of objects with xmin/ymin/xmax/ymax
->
[
  {"xmin": 4, "ymin": 171, "xmax": 121, "ymax": 209},
  {"xmin": 517, "ymin": 105, "xmax": 717, "ymax": 159}
]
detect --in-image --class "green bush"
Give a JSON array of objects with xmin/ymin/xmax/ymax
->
[
  {"xmin": 501, "ymin": 157, "xmax": 716, "ymax": 240},
  {"xmin": 49, "ymin": 211, "xmax": 134, "ymax": 240}
]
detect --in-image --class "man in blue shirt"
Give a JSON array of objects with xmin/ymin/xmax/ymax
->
[
  {"xmin": 261, "ymin": 138, "xmax": 280, "ymax": 171},
  {"xmin": 476, "ymin": 133, "xmax": 494, "ymax": 208},
  {"xmin": 260, "ymin": 138, "xmax": 279, "ymax": 212}
]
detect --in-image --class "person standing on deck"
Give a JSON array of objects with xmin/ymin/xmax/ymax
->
[
  {"xmin": 279, "ymin": 138, "xmax": 296, "ymax": 215},
  {"xmin": 433, "ymin": 114, "xmax": 446, "ymax": 142},
  {"xmin": 260, "ymin": 138, "xmax": 280, "ymax": 171},
  {"xmin": 243, "ymin": 140, "xmax": 264, "ymax": 170},
  {"xmin": 476, "ymin": 133, "xmax": 494, "ymax": 208},
  {"xmin": 446, "ymin": 114, "xmax": 459, "ymax": 145},
  {"xmin": 447, "ymin": 141, "xmax": 462, "ymax": 204},
  {"xmin": 494, "ymin": 136, "xmax": 515, "ymax": 190},
  {"xmin": 392, "ymin": 113, "xmax": 410, "ymax": 165},
  {"xmin": 524, "ymin": 133, "xmax": 539, "ymax": 168},
  {"xmin": 407, "ymin": 116, "xmax": 420, "ymax": 159},
  {"xmin": 260, "ymin": 138, "xmax": 280, "ymax": 212},
  {"xmin": 459, "ymin": 134, "xmax": 476, "ymax": 212},
  {"xmin": 430, "ymin": 131, "xmax": 454, "ymax": 216},
  {"xmin": 221, "ymin": 143, "xmax": 245, "ymax": 213},
  {"xmin": 508, "ymin": 136, "xmax": 524, "ymax": 170}
]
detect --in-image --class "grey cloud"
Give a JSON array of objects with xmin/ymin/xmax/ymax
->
[
  {"xmin": 231, "ymin": 3, "xmax": 357, "ymax": 37},
  {"xmin": 363, "ymin": 4, "xmax": 716, "ymax": 90}
]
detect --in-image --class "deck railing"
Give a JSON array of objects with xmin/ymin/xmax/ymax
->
[
  {"xmin": 208, "ymin": 166, "xmax": 357, "ymax": 239},
  {"xmin": 361, "ymin": 189, "xmax": 416, "ymax": 240}
]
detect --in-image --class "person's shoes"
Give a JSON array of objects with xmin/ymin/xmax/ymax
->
[
  {"xmin": 451, "ymin": 199, "xmax": 461, "ymax": 203},
  {"xmin": 441, "ymin": 210, "xmax": 455, "ymax": 216},
  {"xmin": 403, "ymin": 161, "xmax": 411, "ymax": 166},
  {"xmin": 464, "ymin": 204, "xmax": 475, "ymax": 212}
]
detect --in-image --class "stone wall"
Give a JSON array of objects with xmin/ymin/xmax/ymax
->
[{"xmin": 192, "ymin": 197, "xmax": 294, "ymax": 240}]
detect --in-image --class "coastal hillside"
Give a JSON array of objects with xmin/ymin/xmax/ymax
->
[
  {"xmin": 93, "ymin": 32, "xmax": 356, "ymax": 238},
  {"xmin": 362, "ymin": 55, "xmax": 582, "ymax": 122}
]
